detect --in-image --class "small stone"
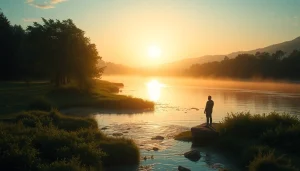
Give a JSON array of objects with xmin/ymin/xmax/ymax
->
[
  {"xmin": 190, "ymin": 107, "xmax": 199, "ymax": 111},
  {"xmin": 211, "ymin": 163, "xmax": 225, "ymax": 169},
  {"xmin": 153, "ymin": 147, "xmax": 159, "ymax": 151},
  {"xmin": 151, "ymin": 136, "xmax": 164, "ymax": 140},
  {"xmin": 184, "ymin": 150, "xmax": 201, "ymax": 161},
  {"xmin": 178, "ymin": 166, "xmax": 191, "ymax": 171},
  {"xmin": 101, "ymin": 126, "xmax": 109, "ymax": 130},
  {"xmin": 112, "ymin": 133, "xmax": 123, "ymax": 136}
]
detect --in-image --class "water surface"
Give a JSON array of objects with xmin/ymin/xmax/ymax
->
[{"xmin": 69, "ymin": 76, "xmax": 300, "ymax": 170}]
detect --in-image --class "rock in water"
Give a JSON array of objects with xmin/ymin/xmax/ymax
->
[
  {"xmin": 101, "ymin": 126, "xmax": 109, "ymax": 130},
  {"xmin": 178, "ymin": 166, "xmax": 191, "ymax": 171},
  {"xmin": 191, "ymin": 123, "xmax": 219, "ymax": 145},
  {"xmin": 151, "ymin": 136, "xmax": 164, "ymax": 140},
  {"xmin": 184, "ymin": 150, "xmax": 201, "ymax": 161},
  {"xmin": 153, "ymin": 147, "xmax": 159, "ymax": 151},
  {"xmin": 112, "ymin": 133, "xmax": 123, "ymax": 136}
]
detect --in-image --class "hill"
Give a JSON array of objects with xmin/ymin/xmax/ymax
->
[{"xmin": 163, "ymin": 36, "xmax": 300, "ymax": 70}]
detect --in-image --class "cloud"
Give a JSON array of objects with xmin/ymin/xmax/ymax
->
[
  {"xmin": 25, "ymin": 0, "xmax": 68, "ymax": 9},
  {"xmin": 30, "ymin": 3, "xmax": 55, "ymax": 9},
  {"xmin": 23, "ymin": 18, "xmax": 41, "ymax": 22},
  {"xmin": 50, "ymin": 0, "xmax": 67, "ymax": 4}
]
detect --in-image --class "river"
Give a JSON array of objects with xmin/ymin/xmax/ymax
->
[{"xmin": 70, "ymin": 76, "xmax": 300, "ymax": 171}]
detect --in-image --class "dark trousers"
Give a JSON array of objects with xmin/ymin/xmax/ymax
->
[{"xmin": 206, "ymin": 113, "xmax": 212, "ymax": 125}]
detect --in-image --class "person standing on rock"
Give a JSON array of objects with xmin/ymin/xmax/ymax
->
[{"xmin": 204, "ymin": 95, "xmax": 214, "ymax": 126}]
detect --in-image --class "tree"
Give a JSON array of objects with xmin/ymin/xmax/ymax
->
[
  {"xmin": 272, "ymin": 50, "xmax": 285, "ymax": 61},
  {"xmin": 223, "ymin": 56, "xmax": 229, "ymax": 61},
  {"xmin": 27, "ymin": 18, "xmax": 104, "ymax": 87},
  {"xmin": 0, "ymin": 11, "xmax": 25, "ymax": 80}
]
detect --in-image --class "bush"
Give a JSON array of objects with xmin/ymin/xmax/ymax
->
[
  {"xmin": 16, "ymin": 109, "xmax": 97, "ymax": 131},
  {"xmin": 99, "ymin": 138, "xmax": 140, "ymax": 166},
  {"xmin": 0, "ymin": 110, "xmax": 140, "ymax": 171},
  {"xmin": 38, "ymin": 158, "xmax": 88, "ymax": 171},
  {"xmin": 219, "ymin": 112, "xmax": 298, "ymax": 139},
  {"xmin": 28, "ymin": 96, "xmax": 53, "ymax": 111},
  {"xmin": 241, "ymin": 145, "xmax": 274, "ymax": 166},
  {"xmin": 260, "ymin": 124, "xmax": 300, "ymax": 154},
  {"xmin": 249, "ymin": 152, "xmax": 297, "ymax": 171},
  {"xmin": 215, "ymin": 112, "xmax": 300, "ymax": 170}
]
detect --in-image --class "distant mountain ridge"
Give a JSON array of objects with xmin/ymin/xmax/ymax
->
[
  {"xmin": 102, "ymin": 36, "xmax": 300, "ymax": 74},
  {"xmin": 163, "ymin": 36, "xmax": 300, "ymax": 70}
]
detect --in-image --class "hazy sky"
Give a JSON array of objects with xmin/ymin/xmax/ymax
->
[{"xmin": 1, "ymin": 0, "xmax": 300, "ymax": 66}]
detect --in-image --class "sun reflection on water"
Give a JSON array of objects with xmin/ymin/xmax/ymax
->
[{"xmin": 147, "ymin": 80, "xmax": 164, "ymax": 102}]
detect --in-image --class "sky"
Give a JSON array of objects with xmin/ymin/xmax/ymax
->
[{"xmin": 1, "ymin": 0, "xmax": 300, "ymax": 67}]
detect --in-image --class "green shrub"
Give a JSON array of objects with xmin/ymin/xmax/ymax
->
[
  {"xmin": 16, "ymin": 110, "xmax": 97, "ymax": 131},
  {"xmin": 38, "ymin": 158, "xmax": 90, "ymax": 171},
  {"xmin": 241, "ymin": 145, "xmax": 274, "ymax": 166},
  {"xmin": 0, "ymin": 110, "xmax": 139, "ymax": 171},
  {"xmin": 219, "ymin": 112, "xmax": 298, "ymax": 139},
  {"xmin": 28, "ymin": 96, "xmax": 53, "ymax": 111},
  {"xmin": 99, "ymin": 138, "xmax": 140, "ymax": 166},
  {"xmin": 216, "ymin": 112, "xmax": 300, "ymax": 170},
  {"xmin": 260, "ymin": 124, "xmax": 300, "ymax": 154},
  {"xmin": 249, "ymin": 152, "xmax": 297, "ymax": 171}
]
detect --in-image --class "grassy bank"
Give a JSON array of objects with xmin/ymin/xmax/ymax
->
[
  {"xmin": 0, "ymin": 80, "xmax": 154, "ymax": 117},
  {"xmin": 0, "ymin": 110, "xmax": 140, "ymax": 170},
  {"xmin": 174, "ymin": 112, "xmax": 300, "ymax": 171},
  {"xmin": 217, "ymin": 112, "xmax": 300, "ymax": 171}
]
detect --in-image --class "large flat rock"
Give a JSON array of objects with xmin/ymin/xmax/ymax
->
[{"xmin": 191, "ymin": 123, "xmax": 219, "ymax": 145}]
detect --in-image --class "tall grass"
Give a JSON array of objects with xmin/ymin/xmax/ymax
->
[
  {"xmin": 249, "ymin": 152, "xmax": 297, "ymax": 171},
  {"xmin": 0, "ymin": 110, "xmax": 140, "ymax": 171},
  {"xmin": 215, "ymin": 112, "xmax": 300, "ymax": 171},
  {"xmin": 0, "ymin": 80, "xmax": 154, "ymax": 117}
]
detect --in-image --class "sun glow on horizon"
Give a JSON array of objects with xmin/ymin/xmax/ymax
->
[{"xmin": 147, "ymin": 45, "xmax": 161, "ymax": 59}]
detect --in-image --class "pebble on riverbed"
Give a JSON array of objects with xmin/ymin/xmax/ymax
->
[
  {"xmin": 101, "ymin": 126, "xmax": 109, "ymax": 130},
  {"xmin": 184, "ymin": 150, "xmax": 201, "ymax": 162},
  {"xmin": 190, "ymin": 107, "xmax": 199, "ymax": 111},
  {"xmin": 153, "ymin": 147, "xmax": 159, "ymax": 151},
  {"xmin": 178, "ymin": 166, "xmax": 191, "ymax": 171},
  {"xmin": 141, "ymin": 155, "xmax": 154, "ymax": 160},
  {"xmin": 151, "ymin": 136, "xmax": 164, "ymax": 140},
  {"xmin": 112, "ymin": 133, "xmax": 123, "ymax": 136}
]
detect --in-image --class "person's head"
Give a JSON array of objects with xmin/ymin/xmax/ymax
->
[{"xmin": 208, "ymin": 95, "xmax": 212, "ymax": 100}]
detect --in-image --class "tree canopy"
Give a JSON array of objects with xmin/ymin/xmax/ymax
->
[{"xmin": 0, "ymin": 11, "xmax": 103, "ymax": 88}]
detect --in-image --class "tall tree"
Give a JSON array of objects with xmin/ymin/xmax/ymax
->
[
  {"xmin": 0, "ymin": 11, "xmax": 25, "ymax": 80},
  {"xmin": 27, "ymin": 18, "xmax": 103, "ymax": 87}
]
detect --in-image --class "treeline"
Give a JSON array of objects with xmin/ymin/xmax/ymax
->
[
  {"xmin": 186, "ymin": 50, "xmax": 300, "ymax": 80},
  {"xmin": 0, "ymin": 11, "xmax": 103, "ymax": 87}
]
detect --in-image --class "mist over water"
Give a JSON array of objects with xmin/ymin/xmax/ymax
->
[{"xmin": 102, "ymin": 75, "xmax": 300, "ymax": 121}]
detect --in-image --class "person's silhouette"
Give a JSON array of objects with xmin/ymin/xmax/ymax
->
[{"xmin": 204, "ymin": 95, "xmax": 214, "ymax": 126}]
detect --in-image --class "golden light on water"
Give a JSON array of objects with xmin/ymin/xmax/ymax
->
[{"xmin": 147, "ymin": 79, "xmax": 163, "ymax": 102}]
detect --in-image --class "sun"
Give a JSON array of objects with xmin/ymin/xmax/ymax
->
[{"xmin": 147, "ymin": 45, "xmax": 161, "ymax": 58}]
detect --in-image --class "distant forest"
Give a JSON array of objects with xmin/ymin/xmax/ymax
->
[
  {"xmin": 185, "ymin": 50, "xmax": 300, "ymax": 80},
  {"xmin": 0, "ymin": 11, "xmax": 103, "ymax": 87}
]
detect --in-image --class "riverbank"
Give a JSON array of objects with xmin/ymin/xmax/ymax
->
[
  {"xmin": 0, "ymin": 79, "xmax": 154, "ymax": 117},
  {"xmin": 0, "ymin": 110, "xmax": 140, "ymax": 170},
  {"xmin": 175, "ymin": 112, "xmax": 300, "ymax": 171}
]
